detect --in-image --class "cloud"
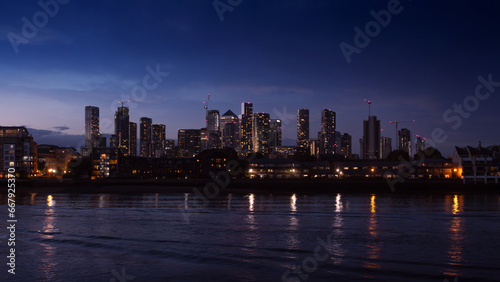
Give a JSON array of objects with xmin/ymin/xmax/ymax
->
[
  {"xmin": 27, "ymin": 127, "xmax": 84, "ymax": 149},
  {"xmin": 53, "ymin": 126, "xmax": 70, "ymax": 131}
]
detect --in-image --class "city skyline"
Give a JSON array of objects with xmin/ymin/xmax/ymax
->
[{"xmin": 1, "ymin": 1, "xmax": 500, "ymax": 157}]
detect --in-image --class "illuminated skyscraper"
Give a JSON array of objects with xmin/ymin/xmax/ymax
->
[
  {"xmin": 221, "ymin": 110, "xmax": 239, "ymax": 150},
  {"xmin": 140, "ymin": 117, "xmax": 152, "ymax": 157},
  {"xmin": 415, "ymin": 135, "xmax": 426, "ymax": 153},
  {"xmin": 320, "ymin": 109, "xmax": 336, "ymax": 156},
  {"xmin": 240, "ymin": 102, "xmax": 253, "ymax": 156},
  {"xmin": 269, "ymin": 119, "xmax": 282, "ymax": 149},
  {"xmin": 297, "ymin": 109, "xmax": 309, "ymax": 150},
  {"xmin": 114, "ymin": 105, "xmax": 130, "ymax": 156},
  {"xmin": 178, "ymin": 129, "xmax": 201, "ymax": 157},
  {"xmin": 152, "ymin": 124, "xmax": 166, "ymax": 157},
  {"xmin": 341, "ymin": 133, "xmax": 352, "ymax": 158},
  {"xmin": 361, "ymin": 116, "xmax": 380, "ymax": 159},
  {"xmin": 85, "ymin": 106, "xmax": 100, "ymax": 149},
  {"xmin": 129, "ymin": 122, "xmax": 137, "ymax": 157},
  {"xmin": 399, "ymin": 128, "xmax": 411, "ymax": 156},
  {"xmin": 206, "ymin": 110, "xmax": 221, "ymax": 150},
  {"xmin": 380, "ymin": 136, "xmax": 392, "ymax": 159},
  {"xmin": 252, "ymin": 113, "xmax": 270, "ymax": 156}
]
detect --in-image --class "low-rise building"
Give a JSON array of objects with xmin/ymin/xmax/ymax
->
[
  {"xmin": 0, "ymin": 126, "xmax": 37, "ymax": 178},
  {"xmin": 453, "ymin": 145, "xmax": 500, "ymax": 184}
]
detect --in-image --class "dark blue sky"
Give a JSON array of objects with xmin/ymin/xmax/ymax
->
[{"xmin": 1, "ymin": 0, "xmax": 499, "ymax": 156}]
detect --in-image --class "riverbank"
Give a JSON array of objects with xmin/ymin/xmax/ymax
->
[{"xmin": 2, "ymin": 178, "xmax": 499, "ymax": 195}]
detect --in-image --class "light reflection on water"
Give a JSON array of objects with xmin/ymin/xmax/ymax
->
[
  {"xmin": 364, "ymin": 194, "xmax": 381, "ymax": 270},
  {"xmin": 443, "ymin": 195, "xmax": 465, "ymax": 277},
  {"xmin": 7, "ymin": 192, "xmax": 500, "ymax": 281}
]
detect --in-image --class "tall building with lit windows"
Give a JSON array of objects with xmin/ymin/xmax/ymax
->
[
  {"xmin": 297, "ymin": 109, "xmax": 309, "ymax": 150},
  {"xmin": 269, "ymin": 119, "xmax": 282, "ymax": 149},
  {"xmin": 140, "ymin": 117, "xmax": 152, "ymax": 157},
  {"xmin": 320, "ymin": 109, "xmax": 336, "ymax": 156},
  {"xmin": 341, "ymin": 133, "xmax": 352, "ymax": 158},
  {"xmin": 152, "ymin": 124, "xmax": 166, "ymax": 157},
  {"xmin": 361, "ymin": 116, "xmax": 380, "ymax": 159},
  {"xmin": 399, "ymin": 128, "xmax": 411, "ymax": 156},
  {"xmin": 221, "ymin": 110, "xmax": 239, "ymax": 150},
  {"xmin": 114, "ymin": 105, "xmax": 130, "ymax": 156},
  {"xmin": 129, "ymin": 122, "xmax": 137, "ymax": 157},
  {"xmin": 252, "ymin": 113, "xmax": 270, "ymax": 156},
  {"xmin": 206, "ymin": 110, "xmax": 221, "ymax": 150},
  {"xmin": 240, "ymin": 102, "xmax": 253, "ymax": 156},
  {"xmin": 0, "ymin": 126, "xmax": 37, "ymax": 177},
  {"xmin": 415, "ymin": 135, "xmax": 426, "ymax": 154},
  {"xmin": 85, "ymin": 106, "xmax": 100, "ymax": 148},
  {"xmin": 380, "ymin": 136, "xmax": 392, "ymax": 159},
  {"xmin": 178, "ymin": 129, "xmax": 201, "ymax": 157}
]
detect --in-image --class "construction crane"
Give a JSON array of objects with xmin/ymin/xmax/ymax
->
[
  {"xmin": 203, "ymin": 93, "xmax": 211, "ymax": 118},
  {"xmin": 389, "ymin": 120, "xmax": 415, "ymax": 150},
  {"xmin": 364, "ymin": 99, "xmax": 372, "ymax": 117}
]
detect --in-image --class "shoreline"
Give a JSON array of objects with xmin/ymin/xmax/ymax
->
[{"xmin": 3, "ymin": 178, "xmax": 499, "ymax": 195}]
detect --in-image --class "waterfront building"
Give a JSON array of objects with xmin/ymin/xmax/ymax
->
[
  {"xmin": 140, "ymin": 117, "xmax": 152, "ymax": 157},
  {"xmin": 297, "ymin": 109, "xmax": 309, "ymax": 150},
  {"xmin": 0, "ymin": 126, "xmax": 37, "ymax": 177}
]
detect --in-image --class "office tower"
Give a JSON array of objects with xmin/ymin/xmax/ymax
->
[
  {"xmin": 240, "ymin": 102, "xmax": 253, "ymax": 156},
  {"xmin": 297, "ymin": 109, "xmax": 309, "ymax": 150},
  {"xmin": 320, "ymin": 109, "xmax": 336, "ymax": 156},
  {"xmin": 152, "ymin": 124, "xmax": 166, "ymax": 157},
  {"xmin": 221, "ymin": 110, "xmax": 239, "ymax": 150},
  {"xmin": 178, "ymin": 129, "xmax": 201, "ymax": 157},
  {"xmin": 334, "ymin": 131, "xmax": 342, "ymax": 154},
  {"xmin": 310, "ymin": 139, "xmax": 320, "ymax": 157},
  {"xmin": 114, "ymin": 105, "xmax": 130, "ymax": 156},
  {"xmin": 380, "ymin": 136, "xmax": 392, "ymax": 159},
  {"xmin": 361, "ymin": 116, "xmax": 381, "ymax": 159},
  {"xmin": 129, "ymin": 122, "xmax": 137, "ymax": 157},
  {"xmin": 85, "ymin": 106, "xmax": 100, "ymax": 148},
  {"xmin": 140, "ymin": 117, "xmax": 152, "ymax": 158},
  {"xmin": 206, "ymin": 110, "xmax": 221, "ymax": 150},
  {"xmin": 399, "ymin": 128, "xmax": 411, "ymax": 155},
  {"xmin": 0, "ymin": 127, "xmax": 37, "ymax": 177},
  {"xmin": 163, "ymin": 139, "xmax": 176, "ymax": 158},
  {"xmin": 200, "ymin": 127, "xmax": 208, "ymax": 151},
  {"xmin": 110, "ymin": 135, "xmax": 118, "ymax": 148},
  {"xmin": 269, "ymin": 119, "xmax": 282, "ymax": 149},
  {"xmin": 252, "ymin": 113, "xmax": 270, "ymax": 156},
  {"xmin": 415, "ymin": 135, "xmax": 426, "ymax": 153},
  {"xmin": 341, "ymin": 133, "xmax": 352, "ymax": 158}
]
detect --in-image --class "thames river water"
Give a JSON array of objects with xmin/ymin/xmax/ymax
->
[{"xmin": 1, "ymin": 191, "xmax": 500, "ymax": 281}]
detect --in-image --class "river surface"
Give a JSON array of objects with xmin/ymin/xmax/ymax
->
[{"xmin": 1, "ymin": 192, "xmax": 500, "ymax": 281}]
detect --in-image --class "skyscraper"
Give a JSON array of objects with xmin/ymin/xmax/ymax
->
[
  {"xmin": 297, "ymin": 109, "xmax": 309, "ymax": 150},
  {"xmin": 178, "ymin": 129, "xmax": 201, "ymax": 157},
  {"xmin": 361, "ymin": 116, "xmax": 381, "ymax": 159},
  {"xmin": 269, "ymin": 119, "xmax": 282, "ymax": 149},
  {"xmin": 85, "ymin": 106, "xmax": 100, "ymax": 149},
  {"xmin": 380, "ymin": 136, "xmax": 392, "ymax": 159},
  {"xmin": 252, "ymin": 113, "xmax": 270, "ymax": 156},
  {"xmin": 114, "ymin": 105, "xmax": 130, "ymax": 156},
  {"xmin": 221, "ymin": 110, "xmax": 239, "ymax": 150},
  {"xmin": 206, "ymin": 110, "xmax": 221, "ymax": 150},
  {"xmin": 320, "ymin": 109, "xmax": 336, "ymax": 156},
  {"xmin": 152, "ymin": 124, "xmax": 166, "ymax": 157},
  {"xmin": 140, "ymin": 117, "xmax": 152, "ymax": 158},
  {"xmin": 399, "ymin": 128, "xmax": 411, "ymax": 156},
  {"xmin": 341, "ymin": 133, "xmax": 352, "ymax": 158},
  {"xmin": 240, "ymin": 102, "xmax": 253, "ymax": 156},
  {"xmin": 415, "ymin": 135, "xmax": 426, "ymax": 153},
  {"xmin": 129, "ymin": 122, "xmax": 137, "ymax": 157}
]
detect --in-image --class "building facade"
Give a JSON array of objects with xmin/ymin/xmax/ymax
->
[
  {"xmin": 221, "ymin": 110, "xmax": 239, "ymax": 150},
  {"xmin": 399, "ymin": 128, "xmax": 411, "ymax": 156},
  {"xmin": 320, "ymin": 109, "xmax": 336, "ymax": 156},
  {"xmin": 240, "ymin": 102, "xmax": 253, "ymax": 156},
  {"xmin": 140, "ymin": 117, "xmax": 152, "ymax": 158},
  {"xmin": 114, "ymin": 105, "xmax": 130, "ymax": 156},
  {"xmin": 297, "ymin": 109, "xmax": 309, "ymax": 150},
  {"xmin": 129, "ymin": 122, "xmax": 137, "ymax": 157},
  {"xmin": 178, "ymin": 129, "xmax": 201, "ymax": 157},
  {"xmin": 152, "ymin": 124, "xmax": 166, "ymax": 157},
  {"xmin": 361, "ymin": 116, "xmax": 380, "ymax": 159},
  {"xmin": 206, "ymin": 110, "xmax": 221, "ymax": 150},
  {"xmin": 0, "ymin": 127, "xmax": 37, "ymax": 177},
  {"xmin": 252, "ymin": 113, "xmax": 270, "ymax": 156}
]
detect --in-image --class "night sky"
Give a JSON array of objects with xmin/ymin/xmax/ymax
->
[{"xmin": 1, "ymin": 0, "xmax": 500, "ymax": 156}]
